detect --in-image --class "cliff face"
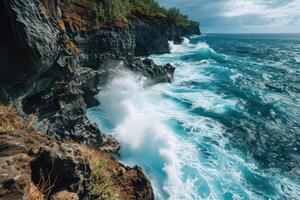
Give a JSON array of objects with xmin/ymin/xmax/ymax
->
[
  {"xmin": 0, "ymin": 0, "xmax": 200, "ymax": 199},
  {"xmin": 131, "ymin": 12, "xmax": 200, "ymax": 56}
]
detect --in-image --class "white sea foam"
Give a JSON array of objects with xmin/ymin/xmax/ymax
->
[
  {"xmin": 91, "ymin": 68, "xmax": 255, "ymax": 199},
  {"xmin": 87, "ymin": 35, "xmax": 299, "ymax": 200},
  {"xmin": 93, "ymin": 70, "xmax": 202, "ymax": 199},
  {"xmin": 169, "ymin": 37, "xmax": 211, "ymax": 54}
]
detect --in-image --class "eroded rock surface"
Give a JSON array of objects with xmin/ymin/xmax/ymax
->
[{"xmin": 0, "ymin": 130, "xmax": 153, "ymax": 200}]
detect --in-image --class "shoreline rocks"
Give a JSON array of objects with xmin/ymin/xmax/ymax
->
[
  {"xmin": 0, "ymin": 0, "xmax": 200, "ymax": 198},
  {"xmin": 128, "ymin": 58, "xmax": 175, "ymax": 84},
  {"xmin": 0, "ymin": 129, "xmax": 153, "ymax": 199}
]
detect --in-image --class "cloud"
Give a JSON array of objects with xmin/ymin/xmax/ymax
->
[
  {"xmin": 224, "ymin": 0, "xmax": 300, "ymax": 19},
  {"xmin": 157, "ymin": 0, "xmax": 300, "ymax": 33}
]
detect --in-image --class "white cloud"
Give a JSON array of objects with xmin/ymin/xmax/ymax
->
[
  {"xmin": 224, "ymin": 0, "xmax": 300, "ymax": 19},
  {"xmin": 157, "ymin": 0, "xmax": 300, "ymax": 32}
]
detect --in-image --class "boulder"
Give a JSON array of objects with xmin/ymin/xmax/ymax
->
[{"xmin": 128, "ymin": 58, "xmax": 176, "ymax": 84}]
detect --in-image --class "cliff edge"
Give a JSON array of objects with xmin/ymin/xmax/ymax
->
[{"xmin": 0, "ymin": 0, "xmax": 200, "ymax": 199}]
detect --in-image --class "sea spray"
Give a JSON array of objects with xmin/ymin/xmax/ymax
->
[
  {"xmin": 169, "ymin": 37, "xmax": 210, "ymax": 54},
  {"xmin": 88, "ymin": 70, "xmax": 198, "ymax": 199},
  {"xmin": 88, "ymin": 34, "xmax": 300, "ymax": 200}
]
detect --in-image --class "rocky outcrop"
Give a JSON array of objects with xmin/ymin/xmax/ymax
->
[
  {"xmin": 0, "ymin": 129, "xmax": 153, "ymax": 200},
  {"xmin": 128, "ymin": 58, "xmax": 175, "ymax": 84},
  {"xmin": 130, "ymin": 12, "xmax": 200, "ymax": 56},
  {"xmin": 21, "ymin": 67, "xmax": 100, "ymax": 145},
  {"xmin": 0, "ymin": 130, "xmax": 91, "ymax": 199}
]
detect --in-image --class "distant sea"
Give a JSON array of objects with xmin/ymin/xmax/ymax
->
[{"xmin": 88, "ymin": 34, "xmax": 300, "ymax": 199}]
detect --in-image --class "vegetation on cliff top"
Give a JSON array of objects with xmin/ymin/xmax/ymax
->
[{"xmin": 91, "ymin": 0, "xmax": 198, "ymax": 27}]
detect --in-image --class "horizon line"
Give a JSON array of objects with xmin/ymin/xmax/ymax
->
[{"xmin": 202, "ymin": 32, "xmax": 300, "ymax": 34}]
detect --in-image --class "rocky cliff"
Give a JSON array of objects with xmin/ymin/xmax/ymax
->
[
  {"xmin": 131, "ymin": 12, "xmax": 200, "ymax": 56},
  {"xmin": 0, "ymin": 0, "xmax": 200, "ymax": 199}
]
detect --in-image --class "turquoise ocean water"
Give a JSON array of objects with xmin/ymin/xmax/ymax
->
[{"xmin": 88, "ymin": 34, "xmax": 300, "ymax": 200}]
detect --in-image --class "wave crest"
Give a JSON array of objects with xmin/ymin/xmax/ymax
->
[{"xmin": 169, "ymin": 37, "xmax": 210, "ymax": 53}]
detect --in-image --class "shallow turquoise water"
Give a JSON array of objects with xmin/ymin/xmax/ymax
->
[{"xmin": 88, "ymin": 34, "xmax": 300, "ymax": 200}]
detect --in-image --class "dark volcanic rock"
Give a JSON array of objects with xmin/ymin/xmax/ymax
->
[
  {"xmin": 0, "ymin": 0, "xmax": 107, "ymax": 148},
  {"xmin": 99, "ymin": 135, "xmax": 121, "ymax": 156},
  {"xmin": 130, "ymin": 12, "xmax": 200, "ymax": 56},
  {"xmin": 128, "ymin": 58, "xmax": 175, "ymax": 84},
  {"xmin": 21, "ymin": 66, "xmax": 105, "ymax": 148},
  {"xmin": 74, "ymin": 26, "xmax": 135, "ymax": 70},
  {"xmin": 0, "ymin": 129, "xmax": 152, "ymax": 200},
  {"xmin": 129, "ymin": 13, "xmax": 171, "ymax": 56},
  {"xmin": 30, "ymin": 146, "xmax": 90, "ymax": 197},
  {"xmin": 0, "ymin": 131, "xmax": 91, "ymax": 199},
  {"xmin": 0, "ymin": 0, "xmax": 60, "ymax": 86}
]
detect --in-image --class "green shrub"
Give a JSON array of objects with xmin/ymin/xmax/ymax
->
[
  {"xmin": 81, "ymin": 145, "xmax": 120, "ymax": 200},
  {"xmin": 90, "ymin": 160, "xmax": 119, "ymax": 200},
  {"xmin": 89, "ymin": 0, "xmax": 198, "ymax": 27}
]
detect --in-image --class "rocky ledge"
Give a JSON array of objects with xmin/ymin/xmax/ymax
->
[
  {"xmin": 0, "ymin": 0, "xmax": 200, "ymax": 199},
  {"xmin": 0, "ymin": 106, "xmax": 154, "ymax": 200},
  {"xmin": 0, "ymin": 130, "xmax": 154, "ymax": 200}
]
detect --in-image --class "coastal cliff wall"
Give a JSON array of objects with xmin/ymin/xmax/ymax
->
[
  {"xmin": 0, "ymin": 0, "xmax": 200, "ymax": 199},
  {"xmin": 131, "ymin": 12, "xmax": 200, "ymax": 56}
]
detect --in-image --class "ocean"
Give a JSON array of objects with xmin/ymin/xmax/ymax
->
[{"xmin": 88, "ymin": 34, "xmax": 300, "ymax": 200}]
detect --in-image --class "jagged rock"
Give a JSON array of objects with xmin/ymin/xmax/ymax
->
[
  {"xmin": 0, "ymin": 0, "xmax": 60, "ymax": 85},
  {"xmin": 74, "ymin": 26, "xmax": 135, "ymax": 70},
  {"xmin": 99, "ymin": 135, "xmax": 121, "ymax": 156},
  {"xmin": 0, "ymin": 130, "xmax": 154, "ymax": 200},
  {"xmin": 30, "ymin": 147, "xmax": 90, "ymax": 198},
  {"xmin": 20, "ymin": 66, "xmax": 104, "ymax": 148},
  {"xmin": 129, "ymin": 12, "xmax": 200, "ymax": 56},
  {"xmin": 0, "ymin": 131, "xmax": 91, "ymax": 199},
  {"xmin": 128, "ymin": 58, "xmax": 176, "ymax": 84},
  {"xmin": 113, "ymin": 165, "xmax": 154, "ymax": 200},
  {"xmin": 0, "ymin": 154, "xmax": 29, "ymax": 200}
]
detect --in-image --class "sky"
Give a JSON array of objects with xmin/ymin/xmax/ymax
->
[{"xmin": 157, "ymin": 0, "xmax": 300, "ymax": 33}]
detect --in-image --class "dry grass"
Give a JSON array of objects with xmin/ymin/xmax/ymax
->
[
  {"xmin": 0, "ymin": 104, "xmax": 36, "ymax": 133},
  {"xmin": 81, "ymin": 145, "xmax": 120, "ymax": 200},
  {"xmin": 25, "ymin": 167, "xmax": 57, "ymax": 200},
  {"xmin": 0, "ymin": 104, "xmax": 54, "ymax": 199},
  {"xmin": 25, "ymin": 182, "xmax": 44, "ymax": 200}
]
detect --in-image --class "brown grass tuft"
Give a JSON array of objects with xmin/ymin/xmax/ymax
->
[
  {"xmin": 0, "ymin": 104, "xmax": 36, "ymax": 133},
  {"xmin": 25, "ymin": 182, "xmax": 44, "ymax": 200},
  {"xmin": 25, "ymin": 167, "xmax": 57, "ymax": 200}
]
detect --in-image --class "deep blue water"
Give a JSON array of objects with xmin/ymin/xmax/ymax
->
[{"xmin": 88, "ymin": 34, "xmax": 300, "ymax": 199}]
